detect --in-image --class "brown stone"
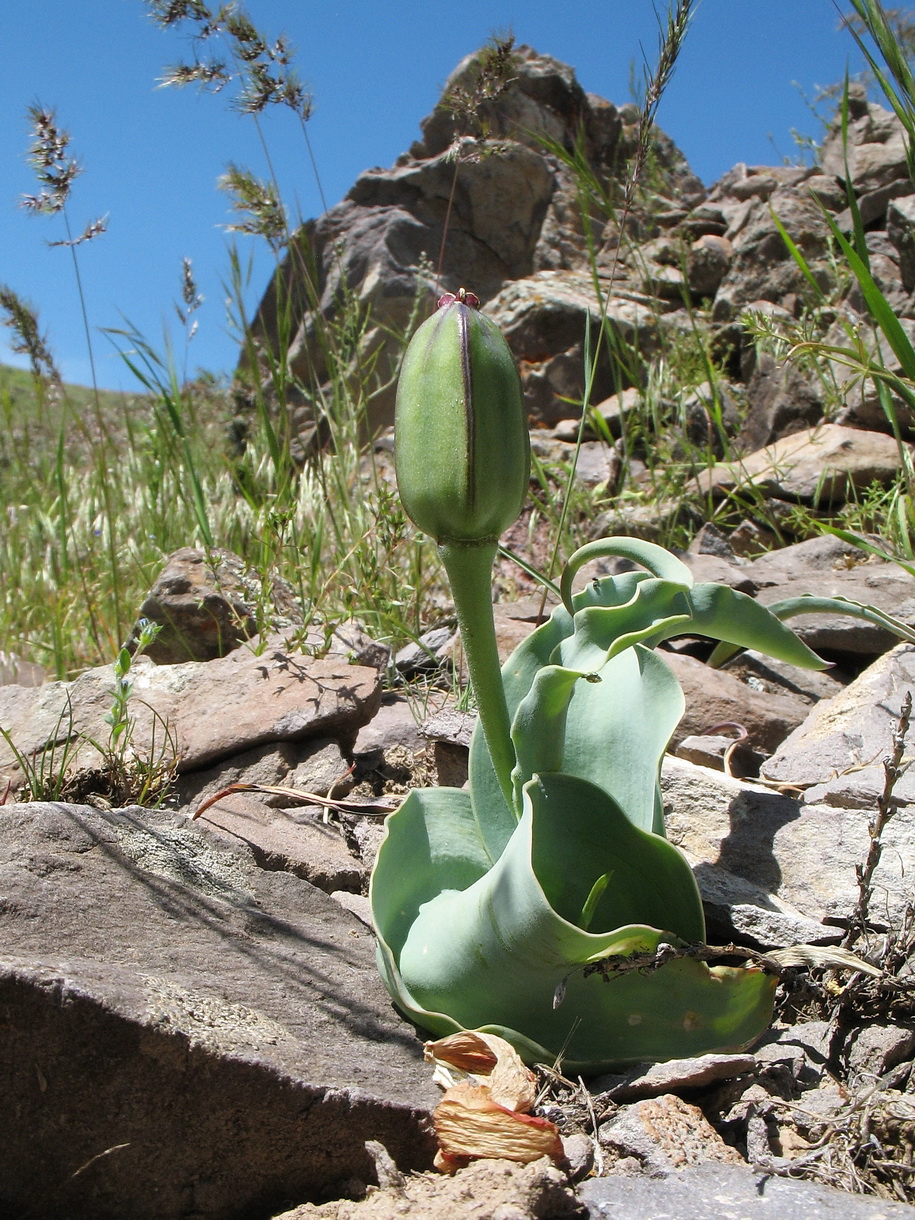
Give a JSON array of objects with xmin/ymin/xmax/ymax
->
[
  {"xmin": 697, "ymin": 424, "xmax": 910, "ymax": 506},
  {"xmin": 686, "ymin": 233, "xmax": 733, "ymax": 297},
  {"xmin": 663, "ymin": 651, "xmax": 810, "ymax": 755},
  {"xmin": 130, "ymin": 547, "xmax": 304, "ymax": 664},
  {"xmin": 0, "ymin": 637, "xmax": 381, "ymax": 788},
  {"xmin": 592, "ymin": 1054, "xmax": 757, "ymax": 1104},
  {"xmin": 599, "ymin": 1094, "xmax": 743, "ymax": 1174}
]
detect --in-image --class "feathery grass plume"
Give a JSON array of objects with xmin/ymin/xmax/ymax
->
[
  {"xmin": 149, "ymin": 0, "xmax": 318, "ymax": 204},
  {"xmin": 439, "ymin": 30, "xmax": 517, "ymax": 153},
  {"xmin": 21, "ymin": 104, "xmax": 108, "ymax": 246},
  {"xmin": 174, "ymin": 256, "xmax": 203, "ymax": 330},
  {"xmin": 623, "ymin": 0, "xmax": 695, "ymax": 220},
  {"xmin": 149, "ymin": 1, "xmax": 313, "ymax": 121},
  {"xmin": 20, "ymin": 104, "xmax": 81, "ymax": 215},
  {"xmin": 48, "ymin": 216, "xmax": 109, "ymax": 248},
  {"xmin": 149, "ymin": 0, "xmax": 337, "ymax": 372},
  {"xmin": 218, "ymin": 163, "xmax": 288, "ymax": 254},
  {"xmin": 0, "ymin": 287, "xmax": 61, "ymax": 384},
  {"xmin": 173, "ymin": 256, "xmax": 203, "ymax": 385},
  {"xmin": 18, "ymin": 103, "xmax": 125, "ymax": 648}
]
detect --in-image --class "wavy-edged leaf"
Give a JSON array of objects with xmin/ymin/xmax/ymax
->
[
  {"xmin": 553, "ymin": 646, "xmax": 683, "ymax": 835},
  {"xmin": 557, "ymin": 580, "xmax": 692, "ymax": 672},
  {"xmin": 391, "ymin": 774, "xmax": 774, "ymax": 1070},
  {"xmin": 510, "ymin": 666, "xmax": 582, "ymax": 805},
  {"xmin": 371, "ymin": 786, "xmax": 493, "ymax": 970},
  {"xmin": 559, "ymin": 537, "xmax": 693, "ymax": 612}
]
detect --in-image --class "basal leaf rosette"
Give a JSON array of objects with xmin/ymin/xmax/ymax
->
[
  {"xmin": 371, "ymin": 768, "xmax": 776, "ymax": 1071},
  {"xmin": 371, "ymin": 531, "xmax": 914, "ymax": 1071}
]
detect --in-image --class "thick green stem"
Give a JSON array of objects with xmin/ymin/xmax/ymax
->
[{"xmin": 439, "ymin": 540, "xmax": 517, "ymax": 814}]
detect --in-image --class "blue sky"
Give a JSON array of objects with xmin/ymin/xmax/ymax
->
[{"xmin": 0, "ymin": 1, "xmax": 874, "ymax": 390}]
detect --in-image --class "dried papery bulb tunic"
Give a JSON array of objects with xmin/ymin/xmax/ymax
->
[{"xmin": 394, "ymin": 288, "xmax": 531, "ymax": 545}]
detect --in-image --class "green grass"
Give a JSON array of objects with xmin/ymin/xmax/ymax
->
[{"xmin": 0, "ymin": 348, "xmax": 449, "ymax": 679}]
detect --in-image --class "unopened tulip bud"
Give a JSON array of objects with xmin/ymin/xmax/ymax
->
[{"xmin": 395, "ymin": 288, "xmax": 530, "ymax": 545}]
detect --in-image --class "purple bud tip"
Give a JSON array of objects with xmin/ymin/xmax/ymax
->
[{"xmin": 438, "ymin": 287, "xmax": 480, "ymax": 310}]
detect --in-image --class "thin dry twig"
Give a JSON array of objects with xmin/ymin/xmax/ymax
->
[
  {"xmin": 549, "ymin": 938, "xmax": 887, "ymax": 1011},
  {"xmin": 193, "ymin": 780, "xmax": 401, "ymax": 821},
  {"xmin": 844, "ymin": 690, "xmax": 913, "ymax": 950}
]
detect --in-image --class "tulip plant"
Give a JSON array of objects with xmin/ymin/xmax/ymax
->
[{"xmin": 370, "ymin": 288, "xmax": 913, "ymax": 1072}]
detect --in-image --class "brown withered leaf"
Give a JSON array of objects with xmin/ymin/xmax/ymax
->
[
  {"xmin": 425, "ymin": 1030, "xmax": 537, "ymax": 1111},
  {"xmin": 433, "ymin": 1083, "xmax": 565, "ymax": 1170},
  {"xmin": 425, "ymin": 1030, "xmax": 499, "ymax": 1075}
]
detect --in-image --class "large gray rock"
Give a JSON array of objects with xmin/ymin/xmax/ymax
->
[
  {"xmin": 0, "ymin": 802, "xmax": 438, "ymax": 1220},
  {"xmin": 487, "ymin": 271, "xmax": 663, "ymax": 425},
  {"xmin": 662, "ymin": 753, "xmax": 915, "ymax": 929},
  {"xmin": 579, "ymin": 1161, "xmax": 915, "ymax": 1218},
  {"xmin": 739, "ymin": 352, "xmax": 825, "ymax": 450},
  {"xmin": 887, "ymin": 194, "xmax": 915, "ymax": 291}
]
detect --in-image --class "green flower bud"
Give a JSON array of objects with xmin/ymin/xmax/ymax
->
[{"xmin": 395, "ymin": 288, "xmax": 531, "ymax": 545}]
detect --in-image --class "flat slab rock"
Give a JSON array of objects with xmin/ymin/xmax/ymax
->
[
  {"xmin": 697, "ymin": 423, "xmax": 909, "ymax": 506},
  {"xmin": 0, "ymin": 802, "xmax": 438, "ymax": 1220},
  {"xmin": 0, "ymin": 635, "xmax": 381, "ymax": 779}
]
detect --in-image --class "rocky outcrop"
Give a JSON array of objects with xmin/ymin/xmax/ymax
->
[
  {"xmin": 240, "ymin": 45, "xmax": 704, "ymax": 441},
  {"xmin": 242, "ymin": 50, "xmax": 915, "ymax": 529}
]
